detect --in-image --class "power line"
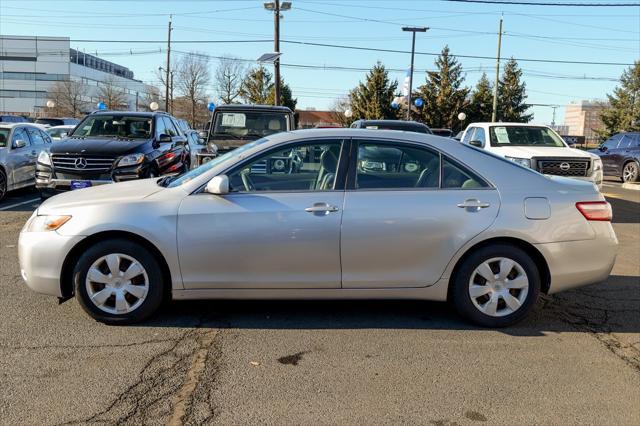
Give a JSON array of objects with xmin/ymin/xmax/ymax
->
[{"xmin": 442, "ymin": 0, "xmax": 640, "ymax": 6}]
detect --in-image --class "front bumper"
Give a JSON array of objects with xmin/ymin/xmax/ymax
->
[
  {"xmin": 36, "ymin": 163, "xmax": 147, "ymax": 193},
  {"xmin": 19, "ymin": 229, "xmax": 85, "ymax": 297}
]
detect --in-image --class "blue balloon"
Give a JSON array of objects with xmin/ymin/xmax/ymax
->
[
  {"xmin": 97, "ymin": 102, "xmax": 106, "ymax": 110},
  {"xmin": 414, "ymin": 98, "xmax": 424, "ymax": 107},
  {"xmin": 391, "ymin": 101, "xmax": 399, "ymax": 109},
  {"xmin": 207, "ymin": 102, "xmax": 216, "ymax": 112}
]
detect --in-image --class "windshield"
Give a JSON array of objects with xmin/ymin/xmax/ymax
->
[
  {"xmin": 166, "ymin": 138, "xmax": 269, "ymax": 188},
  {"xmin": 211, "ymin": 112, "xmax": 289, "ymax": 140},
  {"xmin": 0, "ymin": 129, "xmax": 9, "ymax": 147},
  {"xmin": 71, "ymin": 115, "xmax": 152, "ymax": 139},
  {"xmin": 489, "ymin": 126, "xmax": 566, "ymax": 147}
]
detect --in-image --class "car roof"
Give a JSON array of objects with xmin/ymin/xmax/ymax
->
[
  {"xmin": 215, "ymin": 104, "xmax": 293, "ymax": 113},
  {"xmin": 88, "ymin": 111, "xmax": 158, "ymax": 117},
  {"xmin": 469, "ymin": 122, "xmax": 551, "ymax": 128},
  {"xmin": 355, "ymin": 119, "xmax": 428, "ymax": 126},
  {"xmin": 0, "ymin": 122, "xmax": 44, "ymax": 129},
  {"xmin": 48, "ymin": 125, "xmax": 76, "ymax": 129}
]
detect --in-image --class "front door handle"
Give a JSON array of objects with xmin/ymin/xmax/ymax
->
[
  {"xmin": 305, "ymin": 203, "xmax": 339, "ymax": 214},
  {"xmin": 457, "ymin": 199, "xmax": 491, "ymax": 211}
]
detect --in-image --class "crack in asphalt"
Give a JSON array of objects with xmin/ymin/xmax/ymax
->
[
  {"xmin": 0, "ymin": 339, "xmax": 179, "ymax": 351},
  {"xmin": 57, "ymin": 318, "xmax": 222, "ymax": 426},
  {"xmin": 546, "ymin": 291, "xmax": 640, "ymax": 373}
]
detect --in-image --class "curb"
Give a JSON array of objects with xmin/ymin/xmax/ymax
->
[{"xmin": 621, "ymin": 182, "xmax": 640, "ymax": 191}]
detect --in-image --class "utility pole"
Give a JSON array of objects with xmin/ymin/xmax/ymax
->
[
  {"xmin": 491, "ymin": 16, "xmax": 503, "ymax": 122},
  {"xmin": 274, "ymin": 0, "xmax": 281, "ymax": 106},
  {"xmin": 165, "ymin": 15, "xmax": 172, "ymax": 113},
  {"xmin": 264, "ymin": 1, "xmax": 291, "ymax": 106},
  {"xmin": 551, "ymin": 105, "xmax": 558, "ymax": 127},
  {"xmin": 402, "ymin": 27, "xmax": 428, "ymax": 121}
]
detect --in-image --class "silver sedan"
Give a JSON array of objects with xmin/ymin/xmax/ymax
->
[{"xmin": 19, "ymin": 129, "xmax": 618, "ymax": 327}]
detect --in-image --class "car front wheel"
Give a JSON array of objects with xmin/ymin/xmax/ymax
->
[
  {"xmin": 452, "ymin": 244, "xmax": 540, "ymax": 327},
  {"xmin": 73, "ymin": 239, "xmax": 164, "ymax": 324},
  {"xmin": 622, "ymin": 161, "xmax": 639, "ymax": 183},
  {"xmin": 0, "ymin": 169, "xmax": 7, "ymax": 201}
]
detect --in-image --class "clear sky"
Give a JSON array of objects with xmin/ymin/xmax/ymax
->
[{"xmin": 1, "ymin": 0, "xmax": 638, "ymax": 124}]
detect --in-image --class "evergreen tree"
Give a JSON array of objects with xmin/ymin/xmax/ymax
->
[
  {"xmin": 414, "ymin": 46, "xmax": 469, "ymax": 132},
  {"xmin": 267, "ymin": 77, "xmax": 298, "ymax": 111},
  {"xmin": 239, "ymin": 67, "xmax": 272, "ymax": 104},
  {"xmin": 468, "ymin": 72, "xmax": 494, "ymax": 123},
  {"xmin": 497, "ymin": 58, "xmax": 532, "ymax": 122},
  {"xmin": 348, "ymin": 62, "xmax": 398, "ymax": 120},
  {"xmin": 599, "ymin": 61, "xmax": 640, "ymax": 137}
]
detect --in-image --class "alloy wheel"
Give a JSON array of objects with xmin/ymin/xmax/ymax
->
[
  {"xmin": 85, "ymin": 253, "xmax": 149, "ymax": 315},
  {"xmin": 0, "ymin": 171, "xmax": 6, "ymax": 200},
  {"xmin": 468, "ymin": 257, "xmax": 529, "ymax": 317},
  {"xmin": 622, "ymin": 163, "xmax": 638, "ymax": 182}
]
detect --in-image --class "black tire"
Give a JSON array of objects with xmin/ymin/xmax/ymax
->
[
  {"xmin": 0, "ymin": 169, "xmax": 7, "ymax": 202},
  {"xmin": 73, "ymin": 239, "xmax": 165, "ymax": 324},
  {"xmin": 451, "ymin": 244, "xmax": 540, "ymax": 328},
  {"xmin": 622, "ymin": 161, "xmax": 639, "ymax": 183}
]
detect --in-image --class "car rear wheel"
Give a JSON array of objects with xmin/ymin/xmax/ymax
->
[
  {"xmin": 73, "ymin": 239, "xmax": 164, "ymax": 324},
  {"xmin": 0, "ymin": 169, "xmax": 7, "ymax": 201},
  {"xmin": 622, "ymin": 161, "xmax": 639, "ymax": 183},
  {"xmin": 451, "ymin": 244, "xmax": 540, "ymax": 327}
]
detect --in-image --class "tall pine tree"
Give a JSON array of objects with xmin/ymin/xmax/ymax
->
[
  {"xmin": 497, "ymin": 58, "xmax": 532, "ymax": 122},
  {"xmin": 414, "ymin": 46, "xmax": 469, "ymax": 132},
  {"xmin": 468, "ymin": 72, "xmax": 493, "ymax": 123},
  {"xmin": 599, "ymin": 61, "xmax": 640, "ymax": 136},
  {"xmin": 239, "ymin": 67, "xmax": 297, "ymax": 111},
  {"xmin": 349, "ymin": 62, "xmax": 398, "ymax": 120}
]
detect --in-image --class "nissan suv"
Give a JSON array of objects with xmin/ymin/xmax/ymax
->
[{"xmin": 36, "ymin": 111, "xmax": 189, "ymax": 196}]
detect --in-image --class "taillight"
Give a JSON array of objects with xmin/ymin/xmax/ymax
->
[{"xmin": 576, "ymin": 201, "xmax": 612, "ymax": 221}]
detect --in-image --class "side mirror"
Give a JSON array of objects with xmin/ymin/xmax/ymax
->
[
  {"xmin": 207, "ymin": 141, "xmax": 219, "ymax": 155},
  {"xmin": 12, "ymin": 139, "xmax": 26, "ymax": 149},
  {"xmin": 158, "ymin": 133, "xmax": 172, "ymax": 143},
  {"xmin": 469, "ymin": 140, "xmax": 483, "ymax": 148},
  {"xmin": 198, "ymin": 130, "xmax": 208, "ymax": 140},
  {"xmin": 599, "ymin": 145, "xmax": 608, "ymax": 152},
  {"xmin": 60, "ymin": 132, "xmax": 68, "ymax": 138},
  {"xmin": 205, "ymin": 175, "xmax": 229, "ymax": 195}
]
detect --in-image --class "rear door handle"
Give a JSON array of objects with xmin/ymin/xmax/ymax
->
[
  {"xmin": 457, "ymin": 199, "xmax": 491, "ymax": 210},
  {"xmin": 305, "ymin": 203, "xmax": 339, "ymax": 214}
]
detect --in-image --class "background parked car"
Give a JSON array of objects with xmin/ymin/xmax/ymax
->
[
  {"xmin": 460, "ymin": 122, "xmax": 603, "ymax": 188},
  {"xmin": 350, "ymin": 119, "xmax": 432, "ymax": 134},
  {"xmin": 34, "ymin": 118, "xmax": 80, "ymax": 128},
  {"xmin": 36, "ymin": 111, "xmax": 189, "ymax": 197},
  {"xmin": 589, "ymin": 132, "xmax": 640, "ymax": 183},
  {"xmin": 0, "ymin": 123, "xmax": 53, "ymax": 201},
  {"xmin": 0, "ymin": 115, "xmax": 29, "ymax": 124},
  {"xmin": 184, "ymin": 129, "xmax": 205, "ymax": 169},
  {"xmin": 47, "ymin": 125, "xmax": 76, "ymax": 141}
]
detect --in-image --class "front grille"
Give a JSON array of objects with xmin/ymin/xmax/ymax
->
[
  {"xmin": 536, "ymin": 158, "xmax": 590, "ymax": 177},
  {"xmin": 51, "ymin": 154, "xmax": 116, "ymax": 173}
]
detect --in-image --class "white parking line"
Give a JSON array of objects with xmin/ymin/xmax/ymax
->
[{"xmin": 0, "ymin": 198, "xmax": 40, "ymax": 211}]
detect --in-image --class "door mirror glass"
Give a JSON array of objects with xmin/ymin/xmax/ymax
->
[
  {"xmin": 206, "ymin": 175, "xmax": 229, "ymax": 195},
  {"xmin": 12, "ymin": 139, "xmax": 26, "ymax": 149},
  {"xmin": 469, "ymin": 140, "xmax": 483, "ymax": 148},
  {"xmin": 599, "ymin": 145, "xmax": 608, "ymax": 152},
  {"xmin": 158, "ymin": 133, "xmax": 172, "ymax": 143},
  {"xmin": 206, "ymin": 141, "xmax": 219, "ymax": 154}
]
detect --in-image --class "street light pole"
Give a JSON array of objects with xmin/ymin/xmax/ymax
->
[
  {"xmin": 165, "ymin": 15, "xmax": 172, "ymax": 113},
  {"xmin": 265, "ymin": 1, "xmax": 291, "ymax": 107},
  {"xmin": 402, "ymin": 26, "xmax": 428, "ymax": 121},
  {"xmin": 491, "ymin": 16, "xmax": 503, "ymax": 122}
]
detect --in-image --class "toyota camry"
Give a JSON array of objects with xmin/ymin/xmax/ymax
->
[{"xmin": 19, "ymin": 129, "xmax": 617, "ymax": 327}]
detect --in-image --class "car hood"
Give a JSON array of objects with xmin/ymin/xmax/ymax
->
[
  {"xmin": 50, "ymin": 137, "xmax": 150, "ymax": 156},
  {"xmin": 38, "ymin": 178, "xmax": 164, "ymax": 214},
  {"xmin": 491, "ymin": 146, "xmax": 593, "ymax": 159}
]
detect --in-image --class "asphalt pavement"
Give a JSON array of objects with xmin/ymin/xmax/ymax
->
[{"xmin": 0, "ymin": 180, "xmax": 638, "ymax": 425}]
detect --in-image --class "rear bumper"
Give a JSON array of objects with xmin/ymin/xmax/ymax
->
[
  {"xmin": 19, "ymin": 229, "xmax": 85, "ymax": 297},
  {"xmin": 536, "ymin": 223, "xmax": 617, "ymax": 294}
]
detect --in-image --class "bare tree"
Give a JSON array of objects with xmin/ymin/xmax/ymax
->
[
  {"xmin": 46, "ymin": 80, "xmax": 89, "ymax": 117},
  {"xmin": 97, "ymin": 76, "xmax": 128, "ymax": 110},
  {"xmin": 139, "ymin": 87, "xmax": 162, "ymax": 112},
  {"xmin": 175, "ymin": 52, "xmax": 211, "ymax": 127},
  {"xmin": 214, "ymin": 56, "xmax": 246, "ymax": 104},
  {"xmin": 329, "ymin": 96, "xmax": 352, "ymax": 127}
]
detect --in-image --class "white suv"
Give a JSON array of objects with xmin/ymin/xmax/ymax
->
[{"xmin": 459, "ymin": 123, "xmax": 603, "ymax": 188}]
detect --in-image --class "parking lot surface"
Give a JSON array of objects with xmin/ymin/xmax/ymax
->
[{"xmin": 0, "ymin": 181, "xmax": 638, "ymax": 425}]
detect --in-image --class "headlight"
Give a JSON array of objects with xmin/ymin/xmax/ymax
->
[
  {"xmin": 117, "ymin": 153, "xmax": 145, "ymax": 168},
  {"xmin": 505, "ymin": 156, "xmax": 532, "ymax": 168},
  {"xmin": 593, "ymin": 158, "xmax": 603, "ymax": 171},
  {"xmin": 38, "ymin": 150, "xmax": 51, "ymax": 166},
  {"xmin": 24, "ymin": 215, "xmax": 71, "ymax": 232}
]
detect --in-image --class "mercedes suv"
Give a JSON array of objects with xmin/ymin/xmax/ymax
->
[{"xmin": 36, "ymin": 111, "xmax": 189, "ymax": 196}]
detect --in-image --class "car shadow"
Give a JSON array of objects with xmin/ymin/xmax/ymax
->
[
  {"xmin": 136, "ymin": 274, "xmax": 639, "ymax": 337},
  {"xmin": 0, "ymin": 187, "xmax": 40, "ymax": 212},
  {"xmin": 608, "ymin": 196, "xmax": 640, "ymax": 224}
]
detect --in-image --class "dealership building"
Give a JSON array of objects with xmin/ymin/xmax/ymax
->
[{"xmin": 0, "ymin": 35, "xmax": 157, "ymax": 116}]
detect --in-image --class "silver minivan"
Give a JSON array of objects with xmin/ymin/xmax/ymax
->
[{"xmin": 0, "ymin": 123, "xmax": 52, "ymax": 201}]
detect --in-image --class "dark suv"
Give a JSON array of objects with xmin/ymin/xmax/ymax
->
[
  {"xmin": 590, "ymin": 132, "xmax": 640, "ymax": 183},
  {"xmin": 36, "ymin": 111, "xmax": 189, "ymax": 196}
]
